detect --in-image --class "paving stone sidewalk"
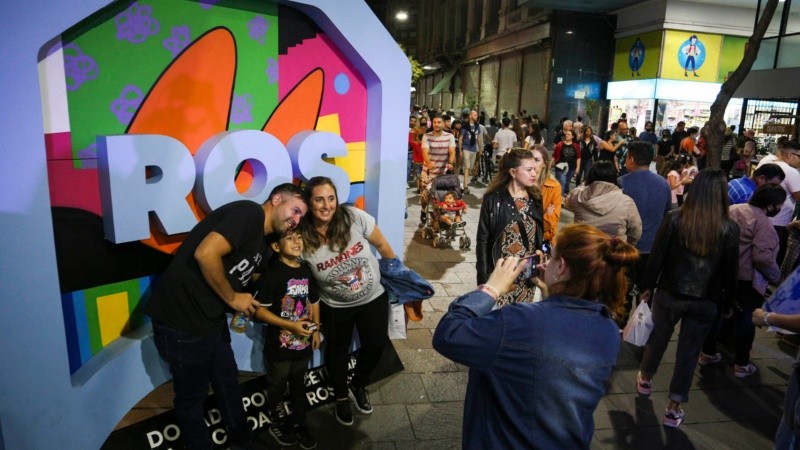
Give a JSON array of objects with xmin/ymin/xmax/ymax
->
[{"xmin": 121, "ymin": 179, "xmax": 795, "ymax": 449}]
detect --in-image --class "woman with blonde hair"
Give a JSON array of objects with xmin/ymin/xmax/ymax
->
[
  {"xmin": 434, "ymin": 224, "xmax": 639, "ymax": 449},
  {"xmin": 534, "ymin": 146, "xmax": 562, "ymax": 244}
]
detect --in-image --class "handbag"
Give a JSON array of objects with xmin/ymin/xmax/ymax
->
[{"xmin": 622, "ymin": 300, "xmax": 654, "ymax": 346}]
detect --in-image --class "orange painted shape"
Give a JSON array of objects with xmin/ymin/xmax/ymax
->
[
  {"xmin": 127, "ymin": 28, "xmax": 237, "ymax": 254},
  {"xmin": 127, "ymin": 27, "xmax": 235, "ymax": 152},
  {"xmin": 262, "ymin": 69, "xmax": 324, "ymax": 145}
]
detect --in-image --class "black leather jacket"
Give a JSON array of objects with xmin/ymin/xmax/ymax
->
[
  {"xmin": 476, "ymin": 189, "xmax": 543, "ymax": 284},
  {"xmin": 641, "ymin": 209, "xmax": 740, "ymax": 309}
]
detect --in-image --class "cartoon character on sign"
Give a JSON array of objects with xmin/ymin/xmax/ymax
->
[
  {"xmin": 679, "ymin": 34, "xmax": 705, "ymax": 77},
  {"xmin": 629, "ymin": 38, "xmax": 644, "ymax": 77},
  {"xmin": 337, "ymin": 267, "xmax": 364, "ymax": 291}
]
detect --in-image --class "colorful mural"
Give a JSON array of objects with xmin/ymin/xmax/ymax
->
[
  {"xmin": 42, "ymin": 0, "xmax": 369, "ymax": 373},
  {"xmin": 662, "ymin": 30, "xmax": 722, "ymax": 82},
  {"xmin": 612, "ymin": 31, "xmax": 663, "ymax": 81}
]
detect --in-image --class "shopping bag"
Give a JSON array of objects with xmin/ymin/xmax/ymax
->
[
  {"xmin": 388, "ymin": 303, "xmax": 407, "ymax": 340},
  {"xmin": 622, "ymin": 301, "xmax": 654, "ymax": 347}
]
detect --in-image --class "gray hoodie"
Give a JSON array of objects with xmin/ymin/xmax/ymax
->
[{"xmin": 564, "ymin": 181, "xmax": 642, "ymax": 245}]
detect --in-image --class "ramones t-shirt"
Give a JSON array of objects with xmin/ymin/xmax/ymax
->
[
  {"xmin": 258, "ymin": 259, "xmax": 319, "ymax": 361},
  {"xmin": 145, "ymin": 201, "xmax": 268, "ymax": 335},
  {"xmin": 303, "ymin": 206, "xmax": 384, "ymax": 308}
]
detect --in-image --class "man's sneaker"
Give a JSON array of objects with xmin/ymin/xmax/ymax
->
[
  {"xmin": 294, "ymin": 424, "xmax": 317, "ymax": 449},
  {"xmin": 334, "ymin": 399, "xmax": 354, "ymax": 426},
  {"xmin": 734, "ymin": 363, "xmax": 758, "ymax": 379},
  {"xmin": 663, "ymin": 408, "xmax": 685, "ymax": 428},
  {"xmin": 636, "ymin": 371, "xmax": 652, "ymax": 396},
  {"xmin": 470, "ymin": 176, "xmax": 478, "ymax": 183},
  {"xmin": 698, "ymin": 352, "xmax": 722, "ymax": 366},
  {"xmin": 268, "ymin": 422, "xmax": 298, "ymax": 446},
  {"xmin": 348, "ymin": 384, "xmax": 374, "ymax": 414},
  {"xmin": 463, "ymin": 187, "xmax": 470, "ymax": 195}
]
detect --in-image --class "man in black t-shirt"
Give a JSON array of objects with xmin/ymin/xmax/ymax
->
[{"xmin": 146, "ymin": 183, "xmax": 307, "ymax": 450}]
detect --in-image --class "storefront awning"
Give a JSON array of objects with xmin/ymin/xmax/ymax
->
[{"xmin": 429, "ymin": 68, "xmax": 458, "ymax": 95}]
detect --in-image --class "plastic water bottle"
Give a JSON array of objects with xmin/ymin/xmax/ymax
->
[{"xmin": 230, "ymin": 312, "xmax": 248, "ymax": 333}]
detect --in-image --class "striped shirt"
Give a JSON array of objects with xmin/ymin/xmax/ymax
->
[{"xmin": 422, "ymin": 131, "xmax": 455, "ymax": 176}]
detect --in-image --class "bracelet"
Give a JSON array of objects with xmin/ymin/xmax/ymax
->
[
  {"xmin": 477, "ymin": 283, "xmax": 500, "ymax": 300},
  {"xmin": 763, "ymin": 312, "xmax": 772, "ymax": 327}
]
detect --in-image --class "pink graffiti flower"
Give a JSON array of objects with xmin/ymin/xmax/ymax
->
[
  {"xmin": 110, "ymin": 85, "xmax": 143, "ymax": 125},
  {"xmin": 163, "ymin": 25, "xmax": 191, "ymax": 57},
  {"xmin": 115, "ymin": 2, "xmax": 160, "ymax": 44},
  {"xmin": 199, "ymin": 0, "xmax": 221, "ymax": 10},
  {"xmin": 266, "ymin": 58, "xmax": 278, "ymax": 84},
  {"xmin": 230, "ymin": 93, "xmax": 254, "ymax": 124},
  {"xmin": 247, "ymin": 16, "xmax": 270, "ymax": 45},
  {"xmin": 63, "ymin": 43, "xmax": 98, "ymax": 91}
]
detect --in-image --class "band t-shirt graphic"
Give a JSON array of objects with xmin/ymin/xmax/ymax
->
[
  {"xmin": 259, "ymin": 259, "xmax": 319, "ymax": 361},
  {"xmin": 303, "ymin": 206, "xmax": 384, "ymax": 308}
]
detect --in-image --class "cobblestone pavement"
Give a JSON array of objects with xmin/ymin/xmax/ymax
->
[{"xmin": 121, "ymin": 178, "xmax": 795, "ymax": 449}]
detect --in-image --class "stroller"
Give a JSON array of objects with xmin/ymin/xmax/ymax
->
[{"xmin": 420, "ymin": 174, "xmax": 471, "ymax": 249}]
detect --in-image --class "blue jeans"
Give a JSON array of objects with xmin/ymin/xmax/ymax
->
[
  {"xmin": 639, "ymin": 290, "xmax": 718, "ymax": 403},
  {"xmin": 555, "ymin": 167, "xmax": 576, "ymax": 194},
  {"xmin": 153, "ymin": 322, "xmax": 251, "ymax": 450}
]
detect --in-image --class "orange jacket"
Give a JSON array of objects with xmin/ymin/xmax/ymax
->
[{"xmin": 541, "ymin": 177, "xmax": 562, "ymax": 242}]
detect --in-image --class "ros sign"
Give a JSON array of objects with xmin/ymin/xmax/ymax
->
[{"xmin": 98, "ymin": 129, "xmax": 351, "ymax": 244}]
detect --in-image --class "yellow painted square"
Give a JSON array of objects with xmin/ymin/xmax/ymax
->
[
  {"xmin": 661, "ymin": 30, "xmax": 723, "ymax": 82},
  {"xmin": 96, "ymin": 292, "xmax": 131, "ymax": 346},
  {"xmin": 613, "ymin": 31, "xmax": 663, "ymax": 81}
]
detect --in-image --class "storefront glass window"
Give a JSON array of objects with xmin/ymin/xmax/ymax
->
[
  {"xmin": 753, "ymin": 37, "xmax": 778, "ymax": 70},
  {"xmin": 778, "ymin": 34, "xmax": 800, "ymax": 68},
  {"xmin": 743, "ymin": 99, "xmax": 798, "ymax": 140}
]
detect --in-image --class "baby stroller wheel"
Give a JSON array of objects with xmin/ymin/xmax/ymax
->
[
  {"xmin": 459, "ymin": 236, "xmax": 466, "ymax": 249},
  {"xmin": 464, "ymin": 236, "xmax": 471, "ymax": 249}
]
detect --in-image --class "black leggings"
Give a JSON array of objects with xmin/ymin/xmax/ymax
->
[{"xmin": 323, "ymin": 293, "xmax": 389, "ymax": 398}]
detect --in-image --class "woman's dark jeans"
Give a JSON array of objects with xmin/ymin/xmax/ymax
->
[
  {"xmin": 322, "ymin": 292, "xmax": 389, "ymax": 398},
  {"xmin": 640, "ymin": 289, "xmax": 718, "ymax": 403}
]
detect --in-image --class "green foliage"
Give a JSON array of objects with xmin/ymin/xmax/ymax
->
[{"xmin": 399, "ymin": 44, "xmax": 424, "ymax": 84}]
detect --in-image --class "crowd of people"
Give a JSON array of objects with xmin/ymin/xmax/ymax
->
[
  {"xmin": 141, "ymin": 102, "xmax": 800, "ymax": 449},
  {"xmin": 412, "ymin": 104, "xmax": 800, "ymax": 447}
]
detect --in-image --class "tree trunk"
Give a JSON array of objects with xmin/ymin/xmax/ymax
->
[{"xmin": 705, "ymin": 0, "xmax": 780, "ymax": 169}]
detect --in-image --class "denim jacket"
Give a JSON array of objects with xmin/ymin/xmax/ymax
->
[
  {"xmin": 379, "ymin": 257, "xmax": 434, "ymax": 304},
  {"xmin": 433, "ymin": 292, "xmax": 619, "ymax": 449}
]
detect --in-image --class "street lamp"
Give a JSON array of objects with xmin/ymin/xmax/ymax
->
[{"xmin": 396, "ymin": 11, "xmax": 408, "ymax": 21}]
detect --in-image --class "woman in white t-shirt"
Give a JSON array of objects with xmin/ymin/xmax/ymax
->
[
  {"xmin": 523, "ymin": 124, "xmax": 546, "ymax": 152},
  {"xmin": 298, "ymin": 176, "xmax": 398, "ymax": 427}
]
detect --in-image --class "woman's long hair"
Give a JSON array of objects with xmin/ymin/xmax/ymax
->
[
  {"xmin": 534, "ymin": 146, "xmax": 554, "ymax": 187},
  {"xmin": 528, "ymin": 124, "xmax": 543, "ymax": 145},
  {"xmin": 486, "ymin": 148, "xmax": 542, "ymax": 202},
  {"xmin": 548, "ymin": 224, "xmax": 639, "ymax": 318},
  {"xmin": 678, "ymin": 168, "xmax": 729, "ymax": 257},
  {"xmin": 299, "ymin": 176, "xmax": 352, "ymax": 254}
]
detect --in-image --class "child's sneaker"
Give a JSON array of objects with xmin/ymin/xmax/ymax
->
[
  {"xmin": 698, "ymin": 352, "xmax": 722, "ymax": 366},
  {"xmin": 334, "ymin": 399, "xmax": 353, "ymax": 426},
  {"xmin": 268, "ymin": 422, "xmax": 298, "ymax": 446},
  {"xmin": 734, "ymin": 363, "xmax": 758, "ymax": 379},
  {"xmin": 636, "ymin": 371, "xmax": 652, "ymax": 396},
  {"xmin": 294, "ymin": 424, "xmax": 317, "ymax": 449},
  {"xmin": 663, "ymin": 408, "xmax": 684, "ymax": 428}
]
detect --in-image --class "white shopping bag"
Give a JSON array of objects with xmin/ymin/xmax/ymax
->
[
  {"xmin": 622, "ymin": 301, "xmax": 654, "ymax": 347},
  {"xmin": 388, "ymin": 303, "xmax": 407, "ymax": 340}
]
